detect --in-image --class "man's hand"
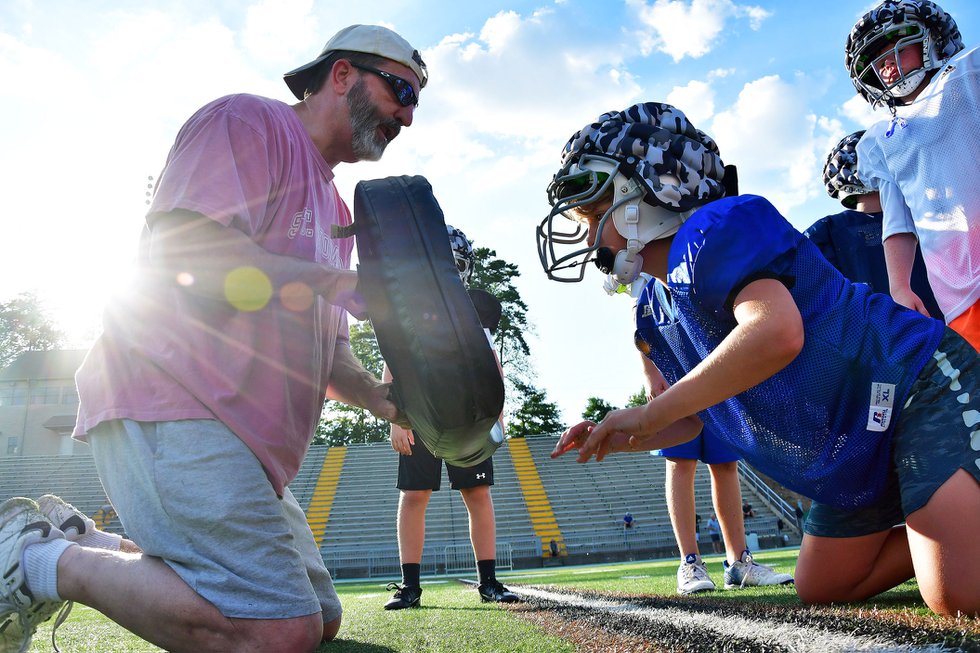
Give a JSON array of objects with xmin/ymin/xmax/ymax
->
[{"xmin": 364, "ymin": 382, "xmax": 412, "ymax": 430}]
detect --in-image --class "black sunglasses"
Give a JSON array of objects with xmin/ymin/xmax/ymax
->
[{"xmin": 350, "ymin": 63, "xmax": 419, "ymax": 107}]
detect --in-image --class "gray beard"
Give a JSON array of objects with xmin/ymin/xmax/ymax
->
[{"xmin": 348, "ymin": 80, "xmax": 398, "ymax": 161}]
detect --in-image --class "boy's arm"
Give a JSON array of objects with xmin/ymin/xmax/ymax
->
[
  {"xmin": 640, "ymin": 353, "xmax": 669, "ymax": 400},
  {"xmin": 562, "ymin": 278, "xmax": 803, "ymax": 463},
  {"xmin": 882, "ymin": 233, "xmax": 929, "ymax": 316}
]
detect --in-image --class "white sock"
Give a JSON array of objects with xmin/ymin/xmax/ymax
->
[
  {"xmin": 23, "ymin": 539, "xmax": 76, "ymax": 601},
  {"xmin": 77, "ymin": 530, "xmax": 123, "ymax": 551}
]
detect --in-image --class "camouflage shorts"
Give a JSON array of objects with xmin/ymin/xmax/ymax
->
[{"xmin": 805, "ymin": 328, "xmax": 980, "ymax": 538}]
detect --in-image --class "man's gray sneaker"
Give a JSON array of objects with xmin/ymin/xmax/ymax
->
[{"xmin": 0, "ymin": 498, "xmax": 68, "ymax": 653}]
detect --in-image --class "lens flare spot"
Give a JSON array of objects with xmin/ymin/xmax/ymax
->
[
  {"xmin": 176, "ymin": 272, "xmax": 195, "ymax": 287},
  {"xmin": 280, "ymin": 281, "xmax": 314, "ymax": 312},
  {"xmin": 224, "ymin": 266, "xmax": 272, "ymax": 312}
]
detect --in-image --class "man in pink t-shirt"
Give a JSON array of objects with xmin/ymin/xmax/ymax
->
[{"xmin": 1, "ymin": 25, "xmax": 426, "ymax": 653}]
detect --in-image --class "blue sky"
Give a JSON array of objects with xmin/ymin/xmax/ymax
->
[{"xmin": 2, "ymin": 0, "xmax": 978, "ymax": 424}]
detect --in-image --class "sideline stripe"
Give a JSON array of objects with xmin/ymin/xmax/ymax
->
[{"xmin": 517, "ymin": 587, "xmax": 948, "ymax": 653}]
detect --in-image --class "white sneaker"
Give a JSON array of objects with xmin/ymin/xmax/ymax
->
[
  {"xmin": 0, "ymin": 498, "xmax": 68, "ymax": 653},
  {"xmin": 676, "ymin": 553, "xmax": 716, "ymax": 595},
  {"xmin": 723, "ymin": 550, "xmax": 794, "ymax": 589},
  {"xmin": 36, "ymin": 496, "xmax": 96, "ymax": 542}
]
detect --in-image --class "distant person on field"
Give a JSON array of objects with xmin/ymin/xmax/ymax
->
[{"xmin": 382, "ymin": 225, "xmax": 518, "ymax": 610}]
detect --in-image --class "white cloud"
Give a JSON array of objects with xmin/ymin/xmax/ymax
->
[
  {"xmin": 242, "ymin": 0, "xmax": 319, "ymax": 65},
  {"xmin": 840, "ymin": 93, "xmax": 884, "ymax": 129},
  {"xmin": 627, "ymin": 0, "xmax": 772, "ymax": 62},
  {"xmin": 709, "ymin": 74, "xmax": 839, "ymax": 217},
  {"xmin": 666, "ymin": 79, "xmax": 715, "ymax": 124}
]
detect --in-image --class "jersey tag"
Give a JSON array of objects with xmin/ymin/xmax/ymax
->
[{"xmin": 866, "ymin": 382, "xmax": 896, "ymax": 432}]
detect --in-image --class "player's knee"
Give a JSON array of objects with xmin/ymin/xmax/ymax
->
[
  {"xmin": 247, "ymin": 613, "xmax": 323, "ymax": 652},
  {"xmin": 923, "ymin": 586, "xmax": 980, "ymax": 618},
  {"xmin": 322, "ymin": 614, "xmax": 342, "ymax": 642},
  {"xmin": 461, "ymin": 485, "xmax": 490, "ymax": 501},
  {"xmin": 400, "ymin": 490, "xmax": 431, "ymax": 508}
]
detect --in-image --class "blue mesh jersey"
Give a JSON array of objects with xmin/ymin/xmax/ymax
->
[
  {"xmin": 803, "ymin": 210, "xmax": 943, "ymax": 321},
  {"xmin": 660, "ymin": 195, "xmax": 945, "ymax": 509},
  {"xmin": 634, "ymin": 277, "xmax": 739, "ymax": 462}
]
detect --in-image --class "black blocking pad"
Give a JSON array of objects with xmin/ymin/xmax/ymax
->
[{"xmin": 353, "ymin": 175, "xmax": 504, "ymax": 467}]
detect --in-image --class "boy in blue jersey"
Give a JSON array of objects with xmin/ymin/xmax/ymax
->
[
  {"xmin": 806, "ymin": 131, "xmax": 942, "ymax": 320},
  {"xmin": 536, "ymin": 101, "xmax": 979, "ymax": 616}
]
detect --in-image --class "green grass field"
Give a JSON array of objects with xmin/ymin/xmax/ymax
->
[{"xmin": 29, "ymin": 548, "xmax": 975, "ymax": 652}]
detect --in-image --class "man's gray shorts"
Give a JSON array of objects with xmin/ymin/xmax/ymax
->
[{"xmin": 88, "ymin": 418, "xmax": 342, "ymax": 622}]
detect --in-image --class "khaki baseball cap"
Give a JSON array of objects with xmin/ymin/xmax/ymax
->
[{"xmin": 283, "ymin": 24, "xmax": 427, "ymax": 100}]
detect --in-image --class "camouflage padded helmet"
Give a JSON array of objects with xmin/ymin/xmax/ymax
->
[
  {"xmin": 559, "ymin": 102, "xmax": 727, "ymax": 213},
  {"xmin": 446, "ymin": 224, "xmax": 475, "ymax": 285},
  {"xmin": 845, "ymin": 0, "xmax": 963, "ymax": 108},
  {"xmin": 823, "ymin": 131, "xmax": 873, "ymax": 209}
]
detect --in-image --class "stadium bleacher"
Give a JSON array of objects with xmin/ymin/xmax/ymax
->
[{"xmin": 0, "ymin": 434, "xmax": 799, "ymax": 579}]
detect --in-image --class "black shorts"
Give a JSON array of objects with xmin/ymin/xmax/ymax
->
[{"xmin": 396, "ymin": 435, "xmax": 494, "ymax": 491}]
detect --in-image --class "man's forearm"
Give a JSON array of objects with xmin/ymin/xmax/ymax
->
[
  {"xmin": 326, "ymin": 342, "xmax": 385, "ymax": 409},
  {"xmin": 147, "ymin": 209, "xmax": 356, "ymax": 305}
]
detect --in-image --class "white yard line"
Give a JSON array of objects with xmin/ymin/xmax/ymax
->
[{"xmin": 516, "ymin": 587, "xmax": 951, "ymax": 653}]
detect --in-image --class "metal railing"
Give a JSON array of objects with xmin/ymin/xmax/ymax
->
[{"xmin": 737, "ymin": 461, "xmax": 800, "ymax": 534}]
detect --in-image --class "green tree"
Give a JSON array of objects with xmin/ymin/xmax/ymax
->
[
  {"xmin": 470, "ymin": 247, "xmax": 530, "ymax": 367},
  {"xmin": 626, "ymin": 387, "xmax": 648, "ymax": 407},
  {"xmin": 582, "ymin": 396, "xmax": 617, "ymax": 423},
  {"xmin": 509, "ymin": 381, "xmax": 564, "ymax": 436},
  {"xmin": 470, "ymin": 247, "xmax": 537, "ymax": 422},
  {"xmin": 314, "ymin": 321, "xmax": 389, "ymax": 446},
  {"xmin": 0, "ymin": 292, "xmax": 64, "ymax": 370}
]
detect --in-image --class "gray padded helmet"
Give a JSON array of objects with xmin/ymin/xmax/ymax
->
[
  {"xmin": 446, "ymin": 224, "xmax": 475, "ymax": 286},
  {"xmin": 823, "ymin": 131, "xmax": 873, "ymax": 209},
  {"xmin": 538, "ymin": 102, "xmax": 728, "ymax": 283},
  {"xmin": 845, "ymin": 0, "xmax": 963, "ymax": 109},
  {"xmin": 556, "ymin": 102, "xmax": 727, "ymax": 213}
]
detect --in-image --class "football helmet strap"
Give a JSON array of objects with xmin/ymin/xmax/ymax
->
[
  {"xmin": 823, "ymin": 131, "xmax": 872, "ymax": 208},
  {"xmin": 845, "ymin": 0, "xmax": 963, "ymax": 109}
]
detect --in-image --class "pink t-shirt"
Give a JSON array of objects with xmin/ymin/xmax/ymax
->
[{"xmin": 74, "ymin": 94, "xmax": 354, "ymax": 494}]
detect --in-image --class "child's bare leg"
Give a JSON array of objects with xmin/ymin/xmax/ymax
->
[
  {"xmin": 906, "ymin": 469, "xmax": 980, "ymax": 616},
  {"xmin": 707, "ymin": 461, "xmax": 746, "ymax": 563},
  {"xmin": 795, "ymin": 526, "xmax": 912, "ymax": 605},
  {"xmin": 665, "ymin": 458, "xmax": 699, "ymax": 556}
]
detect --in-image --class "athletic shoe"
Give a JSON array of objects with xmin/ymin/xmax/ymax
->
[
  {"xmin": 36, "ymin": 495, "xmax": 95, "ymax": 542},
  {"xmin": 676, "ymin": 553, "xmax": 716, "ymax": 595},
  {"xmin": 477, "ymin": 580, "xmax": 519, "ymax": 603},
  {"xmin": 723, "ymin": 550, "xmax": 794, "ymax": 589},
  {"xmin": 0, "ymin": 497, "xmax": 68, "ymax": 653},
  {"xmin": 383, "ymin": 583, "xmax": 421, "ymax": 610}
]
